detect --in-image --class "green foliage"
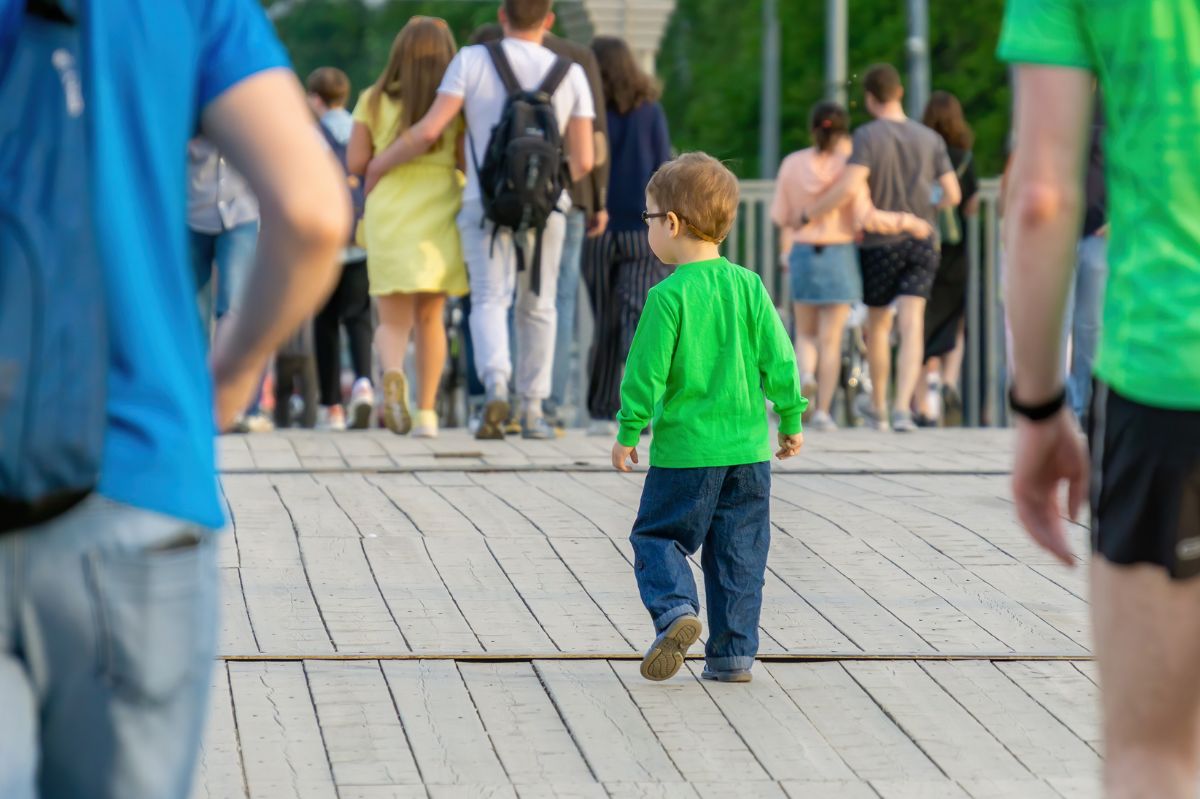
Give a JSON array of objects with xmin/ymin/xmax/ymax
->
[{"xmin": 265, "ymin": 0, "xmax": 1010, "ymax": 176}]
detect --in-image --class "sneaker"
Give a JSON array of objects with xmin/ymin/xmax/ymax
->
[
  {"xmin": 412, "ymin": 409, "xmax": 439, "ymax": 439},
  {"xmin": 587, "ymin": 419, "xmax": 618, "ymax": 437},
  {"xmin": 891, "ymin": 410, "xmax": 917, "ymax": 433},
  {"xmin": 855, "ymin": 393, "xmax": 890, "ymax": 431},
  {"xmin": 640, "ymin": 615, "xmax": 702, "ymax": 682},
  {"xmin": 348, "ymin": 378, "xmax": 374, "ymax": 430},
  {"xmin": 503, "ymin": 413, "xmax": 522, "ymax": 436},
  {"xmin": 700, "ymin": 668, "xmax": 754, "ymax": 684},
  {"xmin": 808, "ymin": 411, "xmax": 838, "ymax": 432},
  {"xmin": 521, "ymin": 414, "xmax": 556, "ymax": 441},
  {"xmin": 543, "ymin": 409, "xmax": 567, "ymax": 438},
  {"xmin": 316, "ymin": 405, "xmax": 346, "ymax": 432},
  {"xmin": 382, "ymin": 370, "xmax": 412, "ymax": 435},
  {"xmin": 942, "ymin": 384, "xmax": 964, "ymax": 427},
  {"xmin": 475, "ymin": 387, "xmax": 510, "ymax": 441},
  {"xmin": 242, "ymin": 411, "xmax": 275, "ymax": 434},
  {"xmin": 914, "ymin": 412, "xmax": 939, "ymax": 429}
]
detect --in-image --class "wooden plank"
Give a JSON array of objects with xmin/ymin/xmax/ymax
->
[
  {"xmin": 688, "ymin": 663, "xmax": 853, "ymax": 781},
  {"xmin": 548, "ymin": 538, "xmax": 646, "ymax": 651},
  {"xmin": 317, "ymin": 474, "xmax": 420, "ymax": 538},
  {"xmin": 845, "ymin": 661, "xmax": 1030, "ymax": 782},
  {"xmin": 534, "ymin": 660, "xmax": 681, "ymax": 783},
  {"xmin": 381, "ymin": 661, "xmax": 509, "ymax": 786},
  {"xmin": 515, "ymin": 784, "xmax": 607, "ymax": 798},
  {"xmin": 299, "ymin": 537, "xmax": 408, "ymax": 653},
  {"xmin": 996, "ymin": 662, "xmax": 1102, "ymax": 754},
  {"xmin": 371, "ymin": 475, "xmax": 479, "ymax": 537},
  {"xmin": 781, "ymin": 783, "xmax": 877, "ymax": 799},
  {"xmin": 433, "ymin": 485, "xmax": 542, "ymax": 538},
  {"xmin": 240, "ymin": 565, "xmax": 332, "ymax": 654},
  {"xmin": 487, "ymin": 538, "xmax": 629, "ymax": 653},
  {"xmin": 458, "ymin": 662, "xmax": 596, "ymax": 785},
  {"xmin": 959, "ymin": 780, "xmax": 1066, "ymax": 799},
  {"xmin": 968, "ymin": 565, "xmax": 1091, "ymax": 650},
  {"xmin": 192, "ymin": 663, "xmax": 247, "ymax": 799},
  {"xmin": 333, "ymin": 433, "xmax": 393, "ymax": 469},
  {"xmin": 922, "ymin": 662, "xmax": 1101, "ymax": 779},
  {"xmin": 272, "ymin": 474, "xmax": 358, "ymax": 538},
  {"xmin": 692, "ymin": 783, "xmax": 787, "ymax": 798},
  {"xmin": 305, "ymin": 661, "xmax": 422, "ymax": 789},
  {"xmin": 223, "ymin": 475, "xmax": 302, "ymax": 567},
  {"xmin": 765, "ymin": 663, "xmax": 941, "ymax": 781},
  {"xmin": 759, "ymin": 569, "xmax": 858, "ymax": 653},
  {"xmin": 219, "ymin": 567, "xmax": 258, "ymax": 656},
  {"xmin": 229, "ymin": 661, "xmax": 336, "ymax": 799},
  {"xmin": 471, "ymin": 473, "xmax": 603, "ymax": 538},
  {"xmin": 363, "ymin": 538, "xmax": 480, "ymax": 652},
  {"xmin": 424, "ymin": 537, "xmax": 556, "ymax": 652},
  {"xmin": 339, "ymin": 787, "xmax": 428, "ymax": 799},
  {"xmin": 425, "ymin": 786, "xmax": 516, "ymax": 799},
  {"xmin": 604, "ymin": 784, "xmax": 701, "ymax": 799},
  {"xmin": 570, "ymin": 473, "xmax": 644, "ymax": 510},
  {"xmin": 870, "ymin": 781, "xmax": 970, "ymax": 799},
  {"xmin": 612, "ymin": 660, "xmax": 770, "ymax": 783},
  {"xmin": 218, "ymin": 436, "xmax": 255, "ymax": 470},
  {"xmin": 1045, "ymin": 776, "xmax": 1103, "ymax": 798},
  {"xmin": 519, "ymin": 472, "xmax": 636, "ymax": 541}
]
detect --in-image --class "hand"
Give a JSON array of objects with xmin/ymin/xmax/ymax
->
[
  {"xmin": 776, "ymin": 432, "xmax": 804, "ymax": 460},
  {"xmin": 364, "ymin": 160, "xmax": 383, "ymax": 196},
  {"xmin": 587, "ymin": 209, "xmax": 609, "ymax": 238},
  {"xmin": 612, "ymin": 442, "xmax": 639, "ymax": 472},
  {"xmin": 908, "ymin": 218, "xmax": 934, "ymax": 239},
  {"xmin": 1011, "ymin": 408, "xmax": 1089, "ymax": 567},
  {"xmin": 1095, "ymin": 223, "xmax": 1109, "ymax": 238}
]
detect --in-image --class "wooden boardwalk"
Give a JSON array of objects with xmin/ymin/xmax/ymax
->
[{"xmin": 194, "ymin": 429, "xmax": 1102, "ymax": 799}]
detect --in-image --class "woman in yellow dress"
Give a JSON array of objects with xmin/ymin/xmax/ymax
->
[{"xmin": 348, "ymin": 16, "xmax": 467, "ymax": 438}]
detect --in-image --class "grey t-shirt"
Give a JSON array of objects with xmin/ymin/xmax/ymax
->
[{"xmin": 848, "ymin": 118, "xmax": 953, "ymax": 248}]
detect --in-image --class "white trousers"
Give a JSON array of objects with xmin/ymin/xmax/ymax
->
[{"xmin": 459, "ymin": 200, "xmax": 565, "ymax": 401}]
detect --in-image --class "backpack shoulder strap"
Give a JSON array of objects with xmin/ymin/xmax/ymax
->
[
  {"xmin": 538, "ymin": 56, "xmax": 572, "ymax": 98},
  {"xmin": 484, "ymin": 40, "xmax": 522, "ymax": 97},
  {"xmin": 956, "ymin": 150, "xmax": 974, "ymax": 179}
]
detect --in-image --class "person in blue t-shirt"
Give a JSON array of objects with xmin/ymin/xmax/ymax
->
[{"xmin": 0, "ymin": 2, "xmax": 348, "ymax": 797}]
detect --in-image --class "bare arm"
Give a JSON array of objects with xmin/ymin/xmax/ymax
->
[
  {"xmin": 851, "ymin": 186, "xmax": 932, "ymax": 238},
  {"xmin": 937, "ymin": 170, "xmax": 963, "ymax": 209},
  {"xmin": 200, "ymin": 69, "xmax": 349, "ymax": 429},
  {"xmin": 566, "ymin": 116, "xmax": 595, "ymax": 183},
  {"xmin": 964, "ymin": 193, "xmax": 981, "ymax": 217},
  {"xmin": 802, "ymin": 164, "xmax": 869, "ymax": 223},
  {"xmin": 366, "ymin": 92, "xmax": 464, "ymax": 191},
  {"xmin": 347, "ymin": 121, "xmax": 373, "ymax": 176}
]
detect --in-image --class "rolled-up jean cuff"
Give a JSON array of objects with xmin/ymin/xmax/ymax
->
[
  {"xmin": 653, "ymin": 604, "xmax": 698, "ymax": 634},
  {"xmin": 706, "ymin": 655, "xmax": 756, "ymax": 672}
]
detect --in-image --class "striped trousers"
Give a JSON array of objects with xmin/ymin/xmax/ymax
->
[{"xmin": 582, "ymin": 227, "xmax": 673, "ymax": 420}]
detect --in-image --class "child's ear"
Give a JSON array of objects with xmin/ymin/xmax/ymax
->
[{"xmin": 667, "ymin": 211, "xmax": 682, "ymax": 239}]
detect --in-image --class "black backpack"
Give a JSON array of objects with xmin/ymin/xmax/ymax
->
[{"xmin": 472, "ymin": 40, "xmax": 572, "ymax": 296}]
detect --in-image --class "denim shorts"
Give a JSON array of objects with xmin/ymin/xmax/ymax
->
[{"xmin": 789, "ymin": 243, "xmax": 862, "ymax": 304}]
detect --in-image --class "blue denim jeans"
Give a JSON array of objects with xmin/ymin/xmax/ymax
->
[
  {"xmin": 548, "ymin": 209, "xmax": 586, "ymax": 415},
  {"xmin": 0, "ymin": 496, "xmax": 219, "ymax": 799},
  {"xmin": 630, "ymin": 462, "xmax": 771, "ymax": 672},
  {"xmin": 1065, "ymin": 235, "xmax": 1108, "ymax": 419}
]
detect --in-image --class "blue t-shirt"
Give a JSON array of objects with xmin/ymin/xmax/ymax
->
[{"xmin": 2, "ymin": 0, "xmax": 289, "ymax": 529}]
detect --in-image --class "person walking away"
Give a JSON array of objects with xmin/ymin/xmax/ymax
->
[
  {"xmin": 583, "ymin": 35, "xmax": 673, "ymax": 437},
  {"xmin": 1000, "ymin": 2, "xmax": 1200, "ymax": 796},
  {"xmin": 365, "ymin": 0, "xmax": 596, "ymax": 441},
  {"xmin": 188, "ymin": 135, "xmax": 274, "ymax": 433},
  {"xmin": 0, "ymin": 1, "xmax": 348, "ymax": 796},
  {"xmin": 348, "ymin": 17, "xmax": 468, "ymax": 439},
  {"xmin": 798, "ymin": 64, "xmax": 961, "ymax": 432},
  {"xmin": 307, "ymin": 66, "xmax": 375, "ymax": 431},
  {"xmin": 772, "ymin": 102, "xmax": 933, "ymax": 432},
  {"xmin": 612, "ymin": 153, "xmax": 807, "ymax": 684},
  {"xmin": 916, "ymin": 91, "xmax": 979, "ymax": 427}
]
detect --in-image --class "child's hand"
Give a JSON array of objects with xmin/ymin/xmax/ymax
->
[
  {"xmin": 776, "ymin": 432, "xmax": 804, "ymax": 460},
  {"xmin": 612, "ymin": 442, "xmax": 639, "ymax": 472}
]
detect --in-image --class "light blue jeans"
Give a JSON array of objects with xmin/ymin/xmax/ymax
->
[
  {"xmin": 0, "ymin": 495, "xmax": 219, "ymax": 799},
  {"xmin": 547, "ymin": 208, "xmax": 586, "ymax": 416},
  {"xmin": 1065, "ymin": 235, "xmax": 1108, "ymax": 419},
  {"xmin": 189, "ymin": 221, "xmax": 258, "ymax": 325}
]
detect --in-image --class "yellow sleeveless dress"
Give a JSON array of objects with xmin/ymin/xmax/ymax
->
[{"xmin": 352, "ymin": 89, "xmax": 468, "ymax": 297}]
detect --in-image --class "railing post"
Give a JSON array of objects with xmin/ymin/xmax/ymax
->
[
  {"xmin": 966, "ymin": 212, "xmax": 982, "ymax": 427},
  {"xmin": 983, "ymin": 195, "xmax": 1003, "ymax": 427}
]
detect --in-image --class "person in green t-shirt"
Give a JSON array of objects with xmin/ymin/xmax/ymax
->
[
  {"xmin": 611, "ymin": 152, "xmax": 807, "ymax": 684},
  {"xmin": 999, "ymin": 2, "xmax": 1200, "ymax": 795}
]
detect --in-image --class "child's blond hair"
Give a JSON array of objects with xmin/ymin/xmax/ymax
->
[{"xmin": 646, "ymin": 152, "xmax": 739, "ymax": 245}]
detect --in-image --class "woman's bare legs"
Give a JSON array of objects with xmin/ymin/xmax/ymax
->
[
  {"xmin": 793, "ymin": 302, "xmax": 819, "ymax": 381},
  {"xmin": 412, "ymin": 292, "xmax": 447, "ymax": 412},
  {"xmin": 375, "ymin": 293, "xmax": 416, "ymax": 373},
  {"xmin": 815, "ymin": 303, "xmax": 851, "ymax": 416}
]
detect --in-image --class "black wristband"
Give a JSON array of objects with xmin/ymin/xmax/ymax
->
[{"xmin": 1008, "ymin": 386, "xmax": 1067, "ymax": 422}]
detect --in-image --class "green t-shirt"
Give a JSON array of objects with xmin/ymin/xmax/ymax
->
[
  {"xmin": 999, "ymin": 0, "xmax": 1200, "ymax": 410},
  {"xmin": 616, "ymin": 257, "xmax": 808, "ymax": 468}
]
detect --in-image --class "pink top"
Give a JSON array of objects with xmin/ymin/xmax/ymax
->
[{"xmin": 771, "ymin": 147, "xmax": 912, "ymax": 245}]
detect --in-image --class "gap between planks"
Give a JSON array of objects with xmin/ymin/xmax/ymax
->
[
  {"xmin": 221, "ymin": 466, "xmax": 1013, "ymax": 476},
  {"xmin": 220, "ymin": 652, "xmax": 1093, "ymax": 663}
]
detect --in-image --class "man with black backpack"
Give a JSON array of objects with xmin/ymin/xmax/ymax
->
[{"xmin": 364, "ymin": 0, "xmax": 596, "ymax": 441}]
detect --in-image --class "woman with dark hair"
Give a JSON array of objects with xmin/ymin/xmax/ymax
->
[
  {"xmin": 918, "ymin": 90, "xmax": 979, "ymax": 426},
  {"xmin": 771, "ymin": 102, "xmax": 931, "ymax": 431},
  {"xmin": 581, "ymin": 36, "xmax": 673, "ymax": 436}
]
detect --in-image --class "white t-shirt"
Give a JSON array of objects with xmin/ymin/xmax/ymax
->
[{"xmin": 438, "ymin": 38, "xmax": 595, "ymax": 203}]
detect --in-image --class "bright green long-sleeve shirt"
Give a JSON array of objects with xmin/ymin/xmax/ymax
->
[{"xmin": 616, "ymin": 256, "xmax": 808, "ymax": 468}]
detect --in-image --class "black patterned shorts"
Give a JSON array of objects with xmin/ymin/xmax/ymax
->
[{"xmin": 858, "ymin": 238, "xmax": 940, "ymax": 307}]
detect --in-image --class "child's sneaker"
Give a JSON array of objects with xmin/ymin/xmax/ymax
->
[
  {"xmin": 412, "ymin": 409, "xmax": 439, "ymax": 439},
  {"xmin": 348, "ymin": 377, "xmax": 374, "ymax": 430},
  {"xmin": 317, "ymin": 404, "xmax": 346, "ymax": 432},
  {"xmin": 700, "ymin": 668, "xmax": 754, "ymax": 684},
  {"xmin": 640, "ymin": 615, "xmax": 702, "ymax": 682},
  {"xmin": 382, "ymin": 370, "xmax": 412, "ymax": 435}
]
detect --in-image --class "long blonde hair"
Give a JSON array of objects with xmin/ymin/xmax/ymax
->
[{"xmin": 367, "ymin": 16, "xmax": 457, "ymax": 148}]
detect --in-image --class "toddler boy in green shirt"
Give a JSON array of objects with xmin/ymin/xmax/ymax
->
[{"xmin": 612, "ymin": 153, "xmax": 807, "ymax": 683}]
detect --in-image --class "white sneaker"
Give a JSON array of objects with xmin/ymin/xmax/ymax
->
[
  {"xmin": 316, "ymin": 405, "xmax": 346, "ymax": 432},
  {"xmin": 587, "ymin": 419, "xmax": 618, "ymax": 437},
  {"xmin": 242, "ymin": 412, "xmax": 275, "ymax": 433},
  {"xmin": 348, "ymin": 378, "xmax": 374, "ymax": 430},
  {"xmin": 809, "ymin": 411, "xmax": 838, "ymax": 432},
  {"xmin": 412, "ymin": 409, "xmax": 439, "ymax": 439}
]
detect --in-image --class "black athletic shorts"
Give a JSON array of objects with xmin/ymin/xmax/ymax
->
[
  {"xmin": 1089, "ymin": 382, "xmax": 1200, "ymax": 579},
  {"xmin": 858, "ymin": 238, "xmax": 940, "ymax": 308}
]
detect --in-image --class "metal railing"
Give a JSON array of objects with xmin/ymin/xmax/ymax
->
[{"xmin": 726, "ymin": 177, "xmax": 1008, "ymax": 427}]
